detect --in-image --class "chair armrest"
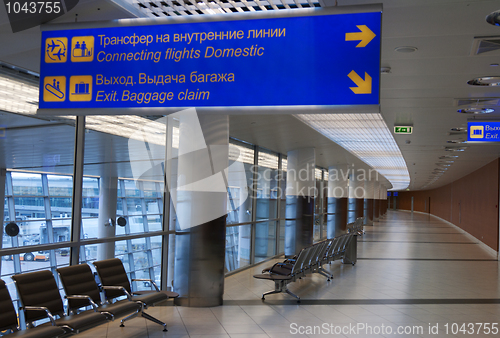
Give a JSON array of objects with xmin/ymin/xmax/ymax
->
[
  {"xmin": 131, "ymin": 278, "xmax": 159, "ymax": 291},
  {"xmin": 65, "ymin": 295, "xmax": 99, "ymax": 311},
  {"xmin": 102, "ymin": 286, "xmax": 133, "ymax": 300},
  {"xmin": 23, "ymin": 306, "xmax": 57, "ymax": 326}
]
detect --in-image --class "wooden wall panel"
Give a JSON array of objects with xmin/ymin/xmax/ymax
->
[{"xmin": 397, "ymin": 159, "xmax": 499, "ymax": 251}]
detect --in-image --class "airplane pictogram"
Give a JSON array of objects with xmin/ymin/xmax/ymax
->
[
  {"xmin": 45, "ymin": 38, "xmax": 67, "ymax": 63},
  {"xmin": 52, "ymin": 48, "xmax": 66, "ymax": 61},
  {"xmin": 47, "ymin": 40, "xmax": 58, "ymax": 53}
]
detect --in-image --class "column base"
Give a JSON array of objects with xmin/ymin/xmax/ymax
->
[{"xmin": 174, "ymin": 296, "xmax": 223, "ymax": 307}]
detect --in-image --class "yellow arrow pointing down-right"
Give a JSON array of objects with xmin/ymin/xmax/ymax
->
[{"xmin": 348, "ymin": 70, "xmax": 372, "ymax": 94}]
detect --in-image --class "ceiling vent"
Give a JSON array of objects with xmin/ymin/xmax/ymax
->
[
  {"xmin": 471, "ymin": 36, "xmax": 500, "ymax": 56},
  {"xmin": 454, "ymin": 98, "xmax": 500, "ymax": 107}
]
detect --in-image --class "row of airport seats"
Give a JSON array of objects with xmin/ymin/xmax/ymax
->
[
  {"xmin": 0, "ymin": 258, "xmax": 178, "ymax": 338},
  {"xmin": 253, "ymin": 218, "xmax": 364, "ymax": 302}
]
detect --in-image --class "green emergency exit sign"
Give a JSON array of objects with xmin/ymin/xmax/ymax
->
[{"xmin": 394, "ymin": 126, "xmax": 413, "ymax": 134}]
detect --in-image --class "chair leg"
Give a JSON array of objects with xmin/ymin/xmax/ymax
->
[
  {"xmin": 317, "ymin": 269, "xmax": 332, "ymax": 281},
  {"xmin": 119, "ymin": 309, "xmax": 140, "ymax": 327},
  {"xmin": 141, "ymin": 311, "xmax": 168, "ymax": 332},
  {"xmin": 262, "ymin": 289, "xmax": 282, "ymax": 299},
  {"xmin": 262, "ymin": 280, "xmax": 300, "ymax": 302},
  {"xmin": 283, "ymin": 284, "xmax": 300, "ymax": 302},
  {"xmin": 262, "ymin": 280, "xmax": 284, "ymax": 300}
]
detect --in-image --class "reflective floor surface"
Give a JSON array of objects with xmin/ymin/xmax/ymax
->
[{"xmin": 77, "ymin": 211, "xmax": 500, "ymax": 337}]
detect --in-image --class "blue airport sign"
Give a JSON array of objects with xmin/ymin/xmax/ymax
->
[
  {"xmin": 39, "ymin": 9, "xmax": 381, "ymax": 111},
  {"xmin": 468, "ymin": 121, "xmax": 500, "ymax": 142}
]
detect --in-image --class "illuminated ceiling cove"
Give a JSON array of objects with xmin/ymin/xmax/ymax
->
[{"xmin": 296, "ymin": 114, "xmax": 410, "ymax": 190}]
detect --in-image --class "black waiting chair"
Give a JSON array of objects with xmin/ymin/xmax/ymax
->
[
  {"xmin": 0, "ymin": 279, "xmax": 65, "ymax": 338},
  {"xmin": 11, "ymin": 270, "xmax": 109, "ymax": 333},
  {"xmin": 56, "ymin": 264, "xmax": 143, "ymax": 327},
  {"xmin": 92, "ymin": 258, "xmax": 170, "ymax": 331},
  {"xmin": 253, "ymin": 245, "xmax": 314, "ymax": 302}
]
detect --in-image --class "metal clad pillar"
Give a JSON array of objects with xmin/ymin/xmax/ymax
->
[
  {"xmin": 97, "ymin": 175, "xmax": 118, "ymax": 260},
  {"xmin": 327, "ymin": 165, "xmax": 348, "ymax": 238},
  {"xmin": 0, "ymin": 169, "xmax": 5, "ymax": 270},
  {"xmin": 381, "ymin": 186, "xmax": 387, "ymax": 216},
  {"xmin": 364, "ymin": 179, "xmax": 374, "ymax": 226},
  {"xmin": 174, "ymin": 113, "xmax": 228, "ymax": 307},
  {"xmin": 285, "ymin": 148, "xmax": 315, "ymax": 256},
  {"xmin": 373, "ymin": 181, "xmax": 380, "ymax": 221},
  {"xmin": 348, "ymin": 170, "xmax": 364, "ymax": 223}
]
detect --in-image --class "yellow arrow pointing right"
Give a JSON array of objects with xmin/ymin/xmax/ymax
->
[
  {"xmin": 345, "ymin": 25, "xmax": 376, "ymax": 47},
  {"xmin": 348, "ymin": 70, "xmax": 372, "ymax": 94}
]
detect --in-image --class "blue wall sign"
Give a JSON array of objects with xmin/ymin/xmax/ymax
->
[
  {"xmin": 468, "ymin": 121, "xmax": 500, "ymax": 142},
  {"xmin": 39, "ymin": 10, "xmax": 381, "ymax": 110}
]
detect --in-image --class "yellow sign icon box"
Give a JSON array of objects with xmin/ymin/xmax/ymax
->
[
  {"xmin": 71, "ymin": 36, "xmax": 94, "ymax": 62},
  {"xmin": 43, "ymin": 76, "xmax": 66, "ymax": 102},
  {"xmin": 69, "ymin": 76, "xmax": 93, "ymax": 102},
  {"xmin": 469, "ymin": 126, "xmax": 484, "ymax": 139},
  {"xmin": 45, "ymin": 38, "xmax": 68, "ymax": 63}
]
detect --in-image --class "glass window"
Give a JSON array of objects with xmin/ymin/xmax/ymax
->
[
  {"xmin": 314, "ymin": 215, "xmax": 321, "ymax": 242},
  {"xmin": 124, "ymin": 180, "xmax": 141, "ymax": 197},
  {"xmin": 254, "ymin": 221, "xmax": 277, "ymax": 263},
  {"xmin": 147, "ymin": 214, "xmax": 162, "ymax": 231},
  {"xmin": 82, "ymin": 177, "xmax": 99, "ymax": 197},
  {"xmin": 47, "ymin": 175, "xmax": 72, "ymax": 197},
  {"xmin": 279, "ymin": 219, "xmax": 286, "ymax": 254},
  {"xmin": 3, "ymin": 196, "xmax": 7, "ymax": 223},
  {"xmin": 226, "ymin": 141, "xmax": 254, "ymax": 225},
  {"xmin": 142, "ymin": 181, "xmax": 161, "ymax": 198},
  {"xmin": 11, "ymin": 172, "xmax": 43, "ymax": 196},
  {"xmin": 115, "ymin": 240, "xmax": 128, "ymax": 256},
  {"xmin": 126, "ymin": 198, "xmax": 143, "ymax": 215},
  {"xmin": 151, "ymin": 248, "xmax": 161, "ymax": 266},
  {"xmin": 225, "ymin": 224, "xmax": 251, "ymax": 272},
  {"xmin": 256, "ymin": 149, "xmax": 279, "ymax": 221},
  {"xmin": 50, "ymin": 197, "xmax": 72, "ymax": 218},
  {"xmin": 150, "ymin": 236, "xmax": 162, "ymax": 249},
  {"xmin": 80, "ymin": 244, "xmax": 98, "ymax": 263}
]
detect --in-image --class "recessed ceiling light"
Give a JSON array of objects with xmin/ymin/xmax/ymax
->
[
  {"xmin": 491, "ymin": 63, "xmax": 499, "ymax": 67},
  {"xmin": 438, "ymin": 160, "xmax": 455, "ymax": 163},
  {"xmin": 486, "ymin": 10, "xmax": 500, "ymax": 26},
  {"xmin": 395, "ymin": 46, "xmax": 418, "ymax": 53},
  {"xmin": 381, "ymin": 67, "xmax": 391, "ymax": 74},
  {"xmin": 450, "ymin": 127, "xmax": 467, "ymax": 132},
  {"xmin": 457, "ymin": 107, "xmax": 495, "ymax": 114},
  {"xmin": 446, "ymin": 140, "xmax": 467, "ymax": 144},
  {"xmin": 445, "ymin": 147, "xmax": 467, "ymax": 152},
  {"xmin": 439, "ymin": 155, "xmax": 459, "ymax": 159},
  {"xmin": 467, "ymin": 76, "xmax": 500, "ymax": 86}
]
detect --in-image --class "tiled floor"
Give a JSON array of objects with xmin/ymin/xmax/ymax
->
[{"xmin": 79, "ymin": 211, "xmax": 500, "ymax": 337}]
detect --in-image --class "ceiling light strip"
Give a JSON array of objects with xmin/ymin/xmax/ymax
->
[{"xmin": 295, "ymin": 113, "xmax": 410, "ymax": 190}]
